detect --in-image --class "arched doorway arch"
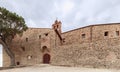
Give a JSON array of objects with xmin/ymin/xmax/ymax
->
[
  {"xmin": 43, "ymin": 53, "xmax": 50, "ymax": 64},
  {"xmin": 42, "ymin": 46, "xmax": 49, "ymax": 52},
  {"xmin": 0, "ymin": 44, "xmax": 3, "ymax": 67}
]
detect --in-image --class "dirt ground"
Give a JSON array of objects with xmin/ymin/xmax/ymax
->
[{"xmin": 0, "ymin": 64, "xmax": 120, "ymax": 72}]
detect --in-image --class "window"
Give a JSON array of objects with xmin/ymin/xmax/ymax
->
[
  {"xmin": 42, "ymin": 46, "xmax": 49, "ymax": 52},
  {"xmin": 116, "ymin": 31, "xmax": 119, "ymax": 36},
  {"xmin": 104, "ymin": 31, "xmax": 108, "ymax": 36},
  {"xmin": 57, "ymin": 25, "xmax": 59, "ymax": 28},
  {"xmin": 39, "ymin": 35, "xmax": 41, "ymax": 39},
  {"xmin": 27, "ymin": 55, "xmax": 32, "ymax": 60},
  {"xmin": 26, "ymin": 38, "xmax": 28, "ymax": 42},
  {"xmin": 82, "ymin": 34, "xmax": 85, "ymax": 38},
  {"xmin": 45, "ymin": 33, "xmax": 48, "ymax": 36},
  {"xmin": 21, "ymin": 46, "xmax": 25, "ymax": 51},
  {"xmin": 16, "ymin": 62, "xmax": 20, "ymax": 65}
]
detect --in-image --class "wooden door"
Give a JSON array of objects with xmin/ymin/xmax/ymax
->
[{"xmin": 43, "ymin": 54, "xmax": 50, "ymax": 64}]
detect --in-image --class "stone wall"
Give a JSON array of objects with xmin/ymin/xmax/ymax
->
[
  {"xmin": 52, "ymin": 37, "xmax": 120, "ymax": 68},
  {"xmin": 62, "ymin": 26, "xmax": 91, "ymax": 45},
  {"xmin": 10, "ymin": 28, "xmax": 55, "ymax": 66},
  {"xmin": 3, "ymin": 22, "xmax": 120, "ymax": 68},
  {"xmin": 52, "ymin": 23, "xmax": 120, "ymax": 68},
  {"xmin": 62, "ymin": 23, "xmax": 120, "ymax": 45},
  {"xmin": 92, "ymin": 24, "xmax": 120, "ymax": 41}
]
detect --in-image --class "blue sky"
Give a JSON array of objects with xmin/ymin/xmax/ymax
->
[{"xmin": 1, "ymin": 0, "xmax": 120, "ymax": 32}]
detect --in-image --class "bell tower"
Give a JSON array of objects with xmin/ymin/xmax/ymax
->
[{"xmin": 52, "ymin": 20, "xmax": 62, "ymax": 34}]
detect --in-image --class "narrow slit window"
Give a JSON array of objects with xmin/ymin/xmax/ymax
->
[
  {"xmin": 116, "ymin": 31, "xmax": 119, "ymax": 36},
  {"xmin": 26, "ymin": 38, "xmax": 28, "ymax": 42},
  {"xmin": 57, "ymin": 25, "xmax": 59, "ymax": 28},
  {"xmin": 104, "ymin": 31, "xmax": 108, "ymax": 36},
  {"xmin": 82, "ymin": 34, "xmax": 85, "ymax": 38},
  {"xmin": 39, "ymin": 35, "xmax": 41, "ymax": 39},
  {"xmin": 21, "ymin": 46, "xmax": 25, "ymax": 51}
]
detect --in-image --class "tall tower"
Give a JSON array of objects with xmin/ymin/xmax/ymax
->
[
  {"xmin": 52, "ymin": 20, "xmax": 63, "ymax": 45},
  {"xmin": 52, "ymin": 20, "xmax": 62, "ymax": 34}
]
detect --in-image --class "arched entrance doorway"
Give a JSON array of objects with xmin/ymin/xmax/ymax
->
[
  {"xmin": 0, "ymin": 44, "xmax": 3, "ymax": 67},
  {"xmin": 43, "ymin": 53, "xmax": 50, "ymax": 64}
]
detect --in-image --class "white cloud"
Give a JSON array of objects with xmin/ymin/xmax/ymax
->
[
  {"xmin": 61, "ymin": 0, "xmax": 74, "ymax": 16},
  {"xmin": 54, "ymin": 0, "xmax": 74, "ymax": 19},
  {"xmin": 1, "ymin": 0, "xmax": 120, "ymax": 32},
  {"xmin": 26, "ymin": 19, "xmax": 37, "ymax": 28}
]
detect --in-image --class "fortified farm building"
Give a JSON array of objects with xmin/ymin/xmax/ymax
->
[{"xmin": 2, "ymin": 20, "xmax": 120, "ymax": 68}]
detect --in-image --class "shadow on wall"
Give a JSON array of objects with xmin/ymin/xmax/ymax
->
[{"xmin": 0, "ymin": 44, "xmax": 3, "ymax": 67}]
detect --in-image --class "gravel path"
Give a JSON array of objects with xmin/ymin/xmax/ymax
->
[{"xmin": 0, "ymin": 64, "xmax": 119, "ymax": 72}]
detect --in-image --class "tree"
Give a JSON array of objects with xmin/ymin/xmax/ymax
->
[{"xmin": 0, "ymin": 7, "xmax": 28, "ymax": 66}]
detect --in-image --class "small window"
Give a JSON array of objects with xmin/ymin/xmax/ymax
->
[
  {"xmin": 45, "ymin": 33, "xmax": 48, "ymax": 36},
  {"xmin": 26, "ymin": 38, "xmax": 28, "ymax": 42},
  {"xmin": 39, "ymin": 35, "xmax": 41, "ymax": 39},
  {"xmin": 57, "ymin": 25, "xmax": 59, "ymax": 28},
  {"xmin": 16, "ymin": 62, "xmax": 20, "ymax": 65},
  {"xmin": 27, "ymin": 55, "xmax": 32, "ymax": 60},
  {"xmin": 104, "ymin": 31, "xmax": 108, "ymax": 36},
  {"xmin": 21, "ymin": 46, "xmax": 25, "ymax": 51},
  {"xmin": 82, "ymin": 34, "xmax": 85, "ymax": 38},
  {"xmin": 42, "ymin": 46, "xmax": 49, "ymax": 52},
  {"xmin": 116, "ymin": 31, "xmax": 119, "ymax": 36}
]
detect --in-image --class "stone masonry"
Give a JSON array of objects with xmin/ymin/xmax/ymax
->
[{"xmin": 2, "ymin": 20, "xmax": 120, "ymax": 68}]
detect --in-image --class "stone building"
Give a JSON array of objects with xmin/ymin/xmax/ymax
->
[{"xmin": 2, "ymin": 20, "xmax": 120, "ymax": 68}]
